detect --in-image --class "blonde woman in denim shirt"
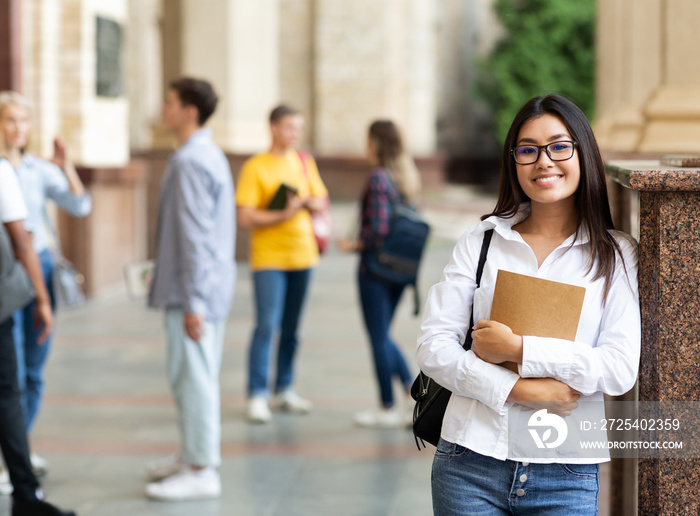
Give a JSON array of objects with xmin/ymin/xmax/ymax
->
[
  {"xmin": 0, "ymin": 91, "xmax": 92, "ymax": 482},
  {"xmin": 339, "ymin": 120, "xmax": 422, "ymax": 428}
]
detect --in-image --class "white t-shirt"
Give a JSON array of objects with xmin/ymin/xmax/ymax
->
[{"xmin": 0, "ymin": 159, "xmax": 28, "ymax": 223}]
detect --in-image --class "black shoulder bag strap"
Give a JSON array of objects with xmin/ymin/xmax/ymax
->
[{"xmin": 464, "ymin": 228, "xmax": 494, "ymax": 350}]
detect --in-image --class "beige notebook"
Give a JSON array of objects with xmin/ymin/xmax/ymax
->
[{"xmin": 490, "ymin": 270, "xmax": 585, "ymax": 341}]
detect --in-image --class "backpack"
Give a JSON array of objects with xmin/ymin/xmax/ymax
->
[{"xmin": 364, "ymin": 195, "xmax": 430, "ymax": 316}]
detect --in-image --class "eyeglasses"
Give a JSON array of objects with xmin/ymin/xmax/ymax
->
[{"xmin": 511, "ymin": 140, "xmax": 577, "ymax": 165}]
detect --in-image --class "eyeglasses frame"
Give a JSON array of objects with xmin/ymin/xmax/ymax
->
[{"xmin": 511, "ymin": 140, "xmax": 578, "ymax": 165}]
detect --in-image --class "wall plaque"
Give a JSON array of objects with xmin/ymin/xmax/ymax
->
[{"xmin": 96, "ymin": 16, "xmax": 122, "ymax": 97}]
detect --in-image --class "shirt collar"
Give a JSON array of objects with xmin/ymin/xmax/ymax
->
[
  {"xmin": 18, "ymin": 153, "xmax": 37, "ymax": 169},
  {"xmin": 480, "ymin": 203, "xmax": 590, "ymax": 246},
  {"xmin": 181, "ymin": 128, "xmax": 212, "ymax": 148}
]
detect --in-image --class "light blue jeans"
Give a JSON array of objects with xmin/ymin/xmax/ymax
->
[
  {"xmin": 247, "ymin": 268, "xmax": 313, "ymax": 397},
  {"xmin": 432, "ymin": 439, "xmax": 599, "ymax": 515},
  {"xmin": 12, "ymin": 248, "xmax": 55, "ymax": 433},
  {"xmin": 165, "ymin": 309, "xmax": 225, "ymax": 467}
]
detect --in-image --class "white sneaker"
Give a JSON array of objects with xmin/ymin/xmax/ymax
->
[
  {"xmin": 146, "ymin": 453, "xmax": 186, "ymax": 482},
  {"xmin": 30, "ymin": 453, "xmax": 49, "ymax": 477},
  {"xmin": 273, "ymin": 391, "xmax": 313, "ymax": 414},
  {"xmin": 0, "ymin": 468, "xmax": 11, "ymax": 496},
  {"xmin": 354, "ymin": 407, "xmax": 403, "ymax": 428},
  {"xmin": 247, "ymin": 396, "xmax": 271, "ymax": 423},
  {"xmin": 145, "ymin": 468, "xmax": 221, "ymax": 501}
]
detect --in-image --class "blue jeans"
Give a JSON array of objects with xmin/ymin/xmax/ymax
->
[
  {"xmin": 12, "ymin": 248, "xmax": 55, "ymax": 433},
  {"xmin": 358, "ymin": 271, "xmax": 412, "ymax": 407},
  {"xmin": 432, "ymin": 439, "xmax": 599, "ymax": 515},
  {"xmin": 247, "ymin": 268, "xmax": 313, "ymax": 397}
]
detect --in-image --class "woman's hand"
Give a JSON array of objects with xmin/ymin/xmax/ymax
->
[
  {"xmin": 51, "ymin": 137, "xmax": 70, "ymax": 170},
  {"xmin": 337, "ymin": 238, "xmax": 360, "ymax": 253},
  {"xmin": 51, "ymin": 137, "xmax": 86, "ymax": 195},
  {"xmin": 471, "ymin": 319, "xmax": 523, "ymax": 365},
  {"xmin": 508, "ymin": 378, "xmax": 581, "ymax": 416},
  {"xmin": 33, "ymin": 298, "xmax": 54, "ymax": 344}
]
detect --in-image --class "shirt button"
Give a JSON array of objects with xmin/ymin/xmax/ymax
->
[
  {"xmin": 519, "ymin": 474, "xmax": 527, "ymax": 483},
  {"xmin": 522, "ymin": 462, "xmax": 529, "ymax": 467},
  {"xmin": 516, "ymin": 489, "xmax": 525, "ymax": 497}
]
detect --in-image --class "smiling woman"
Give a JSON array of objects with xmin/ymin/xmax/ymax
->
[{"xmin": 416, "ymin": 94, "xmax": 641, "ymax": 516}]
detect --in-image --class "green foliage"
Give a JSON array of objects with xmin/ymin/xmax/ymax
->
[{"xmin": 478, "ymin": 0, "xmax": 596, "ymax": 144}]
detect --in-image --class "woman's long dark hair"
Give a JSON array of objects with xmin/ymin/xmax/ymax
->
[{"xmin": 483, "ymin": 94, "xmax": 622, "ymax": 301}]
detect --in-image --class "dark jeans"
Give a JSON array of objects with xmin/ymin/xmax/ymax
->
[
  {"xmin": 0, "ymin": 317, "xmax": 40, "ymax": 502},
  {"xmin": 358, "ymin": 270, "xmax": 412, "ymax": 407}
]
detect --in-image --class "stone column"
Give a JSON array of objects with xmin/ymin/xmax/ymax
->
[
  {"xmin": 312, "ymin": 0, "xmax": 436, "ymax": 154},
  {"xmin": 596, "ymin": 0, "xmax": 700, "ymax": 154},
  {"xmin": 279, "ymin": 0, "xmax": 314, "ymax": 148},
  {"xmin": 606, "ymin": 160, "xmax": 700, "ymax": 515},
  {"xmin": 168, "ymin": 0, "xmax": 279, "ymax": 153},
  {"xmin": 594, "ymin": 0, "xmax": 663, "ymax": 152},
  {"xmin": 126, "ymin": 0, "xmax": 162, "ymax": 151},
  {"xmin": 638, "ymin": 1, "xmax": 700, "ymax": 153}
]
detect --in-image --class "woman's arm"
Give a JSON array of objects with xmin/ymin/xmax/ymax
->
[
  {"xmin": 416, "ymin": 230, "xmax": 521, "ymax": 414},
  {"xmin": 507, "ymin": 377, "xmax": 580, "ymax": 416},
  {"xmin": 473, "ymin": 238, "xmax": 641, "ymax": 397},
  {"xmin": 43, "ymin": 140, "xmax": 92, "ymax": 217}
]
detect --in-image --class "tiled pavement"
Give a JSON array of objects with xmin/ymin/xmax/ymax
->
[{"xmin": 0, "ymin": 190, "xmax": 610, "ymax": 515}]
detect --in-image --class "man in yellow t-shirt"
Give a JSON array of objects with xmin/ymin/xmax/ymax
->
[{"xmin": 236, "ymin": 104, "xmax": 328, "ymax": 424}]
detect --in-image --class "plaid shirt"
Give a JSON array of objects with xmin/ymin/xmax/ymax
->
[{"xmin": 359, "ymin": 168, "xmax": 402, "ymax": 253}]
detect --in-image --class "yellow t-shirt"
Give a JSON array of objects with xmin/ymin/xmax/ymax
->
[{"xmin": 236, "ymin": 150, "xmax": 328, "ymax": 271}]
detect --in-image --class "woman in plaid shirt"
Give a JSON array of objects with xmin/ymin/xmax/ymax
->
[{"xmin": 340, "ymin": 120, "xmax": 422, "ymax": 428}]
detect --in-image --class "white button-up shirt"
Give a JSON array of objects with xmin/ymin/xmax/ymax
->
[{"xmin": 416, "ymin": 207, "xmax": 640, "ymax": 463}]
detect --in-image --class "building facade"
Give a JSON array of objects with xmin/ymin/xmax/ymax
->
[{"xmin": 0, "ymin": 0, "xmax": 501, "ymax": 294}]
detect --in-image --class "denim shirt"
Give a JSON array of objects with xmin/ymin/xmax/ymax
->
[
  {"xmin": 14, "ymin": 154, "xmax": 92, "ymax": 252},
  {"xmin": 148, "ymin": 129, "xmax": 236, "ymax": 320}
]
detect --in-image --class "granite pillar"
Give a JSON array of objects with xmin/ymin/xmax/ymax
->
[{"xmin": 606, "ymin": 160, "xmax": 700, "ymax": 515}]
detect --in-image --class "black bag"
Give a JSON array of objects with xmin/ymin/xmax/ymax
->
[
  {"xmin": 411, "ymin": 229, "xmax": 493, "ymax": 449},
  {"xmin": 364, "ymin": 201, "xmax": 430, "ymax": 315},
  {"xmin": 0, "ymin": 224, "xmax": 35, "ymax": 323}
]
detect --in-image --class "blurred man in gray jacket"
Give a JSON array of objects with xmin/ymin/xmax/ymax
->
[{"xmin": 146, "ymin": 77, "xmax": 235, "ymax": 502}]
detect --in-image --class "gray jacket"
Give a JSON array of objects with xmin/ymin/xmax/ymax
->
[{"xmin": 148, "ymin": 129, "xmax": 236, "ymax": 320}]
